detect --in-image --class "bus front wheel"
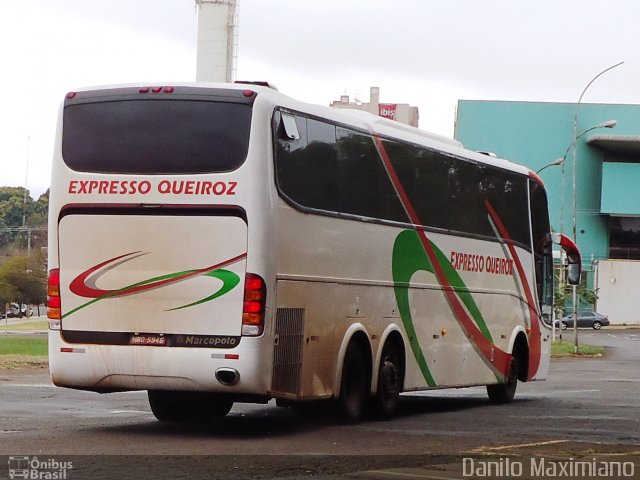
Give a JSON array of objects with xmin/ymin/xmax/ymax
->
[
  {"xmin": 486, "ymin": 356, "xmax": 519, "ymax": 404},
  {"xmin": 338, "ymin": 342, "xmax": 368, "ymax": 423}
]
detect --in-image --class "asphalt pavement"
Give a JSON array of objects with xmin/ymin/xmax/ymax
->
[{"xmin": 0, "ymin": 327, "xmax": 639, "ymax": 479}]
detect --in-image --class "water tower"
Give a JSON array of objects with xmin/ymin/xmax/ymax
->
[{"xmin": 195, "ymin": 0, "xmax": 238, "ymax": 82}]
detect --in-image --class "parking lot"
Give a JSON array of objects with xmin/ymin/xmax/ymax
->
[{"xmin": 0, "ymin": 327, "xmax": 638, "ymax": 478}]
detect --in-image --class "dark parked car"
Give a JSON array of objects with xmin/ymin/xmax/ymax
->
[{"xmin": 557, "ymin": 311, "xmax": 610, "ymax": 330}]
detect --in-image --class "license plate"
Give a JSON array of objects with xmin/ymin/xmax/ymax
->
[{"xmin": 129, "ymin": 334, "xmax": 168, "ymax": 346}]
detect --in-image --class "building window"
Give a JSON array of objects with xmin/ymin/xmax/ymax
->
[{"xmin": 609, "ymin": 217, "xmax": 640, "ymax": 260}]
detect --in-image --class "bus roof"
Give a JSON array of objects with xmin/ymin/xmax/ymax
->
[
  {"xmin": 251, "ymin": 85, "xmax": 531, "ymax": 178},
  {"xmin": 64, "ymin": 82, "xmax": 532, "ymax": 178}
]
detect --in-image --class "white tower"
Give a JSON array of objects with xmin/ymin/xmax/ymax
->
[{"xmin": 195, "ymin": 0, "xmax": 238, "ymax": 82}]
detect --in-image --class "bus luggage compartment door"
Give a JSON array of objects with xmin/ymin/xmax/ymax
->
[{"xmin": 57, "ymin": 212, "xmax": 247, "ymax": 338}]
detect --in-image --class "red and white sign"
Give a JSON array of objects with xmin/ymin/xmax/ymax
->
[{"xmin": 378, "ymin": 103, "xmax": 397, "ymax": 120}]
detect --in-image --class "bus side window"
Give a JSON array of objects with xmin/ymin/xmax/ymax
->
[
  {"xmin": 529, "ymin": 179, "xmax": 553, "ymax": 320},
  {"xmin": 447, "ymin": 161, "xmax": 480, "ymax": 235},
  {"xmin": 274, "ymin": 112, "xmax": 309, "ymax": 206},
  {"xmin": 478, "ymin": 168, "xmax": 530, "ymax": 246},
  {"xmin": 274, "ymin": 112, "xmax": 339, "ymax": 212}
]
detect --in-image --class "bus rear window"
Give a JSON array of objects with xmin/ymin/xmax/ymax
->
[{"xmin": 62, "ymin": 99, "xmax": 252, "ymax": 174}]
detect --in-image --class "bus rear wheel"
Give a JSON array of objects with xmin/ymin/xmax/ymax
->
[
  {"xmin": 486, "ymin": 356, "xmax": 519, "ymax": 404},
  {"xmin": 373, "ymin": 341, "xmax": 402, "ymax": 419},
  {"xmin": 338, "ymin": 342, "xmax": 368, "ymax": 423},
  {"xmin": 148, "ymin": 390, "xmax": 233, "ymax": 422}
]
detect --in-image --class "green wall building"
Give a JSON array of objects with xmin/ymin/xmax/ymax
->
[{"xmin": 455, "ymin": 100, "xmax": 640, "ymax": 324}]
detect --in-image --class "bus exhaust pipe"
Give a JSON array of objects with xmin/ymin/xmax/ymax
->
[{"xmin": 215, "ymin": 368, "xmax": 240, "ymax": 386}]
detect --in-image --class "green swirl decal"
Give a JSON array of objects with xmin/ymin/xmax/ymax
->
[
  {"xmin": 392, "ymin": 230, "xmax": 494, "ymax": 386},
  {"xmin": 166, "ymin": 269, "xmax": 240, "ymax": 311},
  {"xmin": 64, "ymin": 252, "xmax": 246, "ymax": 318}
]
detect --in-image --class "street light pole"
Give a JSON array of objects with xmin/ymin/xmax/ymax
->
[
  {"xmin": 571, "ymin": 61, "xmax": 624, "ymax": 354},
  {"xmin": 540, "ymin": 119, "xmax": 616, "ymax": 343}
]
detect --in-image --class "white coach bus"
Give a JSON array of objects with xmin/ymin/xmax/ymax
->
[{"xmin": 47, "ymin": 83, "xmax": 581, "ymax": 422}]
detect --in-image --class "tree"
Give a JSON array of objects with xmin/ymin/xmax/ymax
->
[
  {"xmin": 553, "ymin": 265, "xmax": 598, "ymax": 319},
  {"xmin": 0, "ymin": 253, "xmax": 47, "ymax": 316},
  {"xmin": 0, "ymin": 277, "xmax": 18, "ymax": 315},
  {"xmin": 30, "ymin": 189, "xmax": 49, "ymax": 227},
  {"xmin": 0, "ymin": 186, "xmax": 48, "ymax": 252},
  {"xmin": 0, "ymin": 187, "xmax": 33, "ymax": 225}
]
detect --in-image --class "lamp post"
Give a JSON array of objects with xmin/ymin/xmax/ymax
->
[
  {"xmin": 536, "ymin": 158, "xmax": 565, "ymax": 174},
  {"xmin": 538, "ymin": 120, "xmax": 617, "ymax": 174},
  {"xmin": 570, "ymin": 61, "xmax": 623, "ymax": 354},
  {"xmin": 542, "ymin": 120, "xmax": 616, "ymax": 343}
]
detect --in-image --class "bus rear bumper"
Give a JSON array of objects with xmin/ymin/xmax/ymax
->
[{"xmin": 48, "ymin": 331, "xmax": 272, "ymax": 395}]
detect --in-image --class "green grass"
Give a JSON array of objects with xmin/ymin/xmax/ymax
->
[
  {"xmin": 0, "ymin": 336, "xmax": 48, "ymax": 356},
  {"xmin": 0, "ymin": 320, "xmax": 48, "ymax": 331},
  {"xmin": 0, "ymin": 336, "xmax": 48, "ymax": 369},
  {"xmin": 551, "ymin": 340, "xmax": 604, "ymax": 357}
]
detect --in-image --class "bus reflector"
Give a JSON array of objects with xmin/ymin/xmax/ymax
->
[
  {"xmin": 47, "ymin": 268, "xmax": 62, "ymax": 327},
  {"xmin": 242, "ymin": 273, "xmax": 266, "ymax": 336}
]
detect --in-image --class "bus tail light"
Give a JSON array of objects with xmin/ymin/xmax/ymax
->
[
  {"xmin": 47, "ymin": 268, "xmax": 62, "ymax": 329},
  {"xmin": 242, "ymin": 273, "xmax": 266, "ymax": 336}
]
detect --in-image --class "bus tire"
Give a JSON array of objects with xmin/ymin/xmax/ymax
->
[
  {"xmin": 148, "ymin": 390, "xmax": 233, "ymax": 422},
  {"xmin": 373, "ymin": 341, "xmax": 402, "ymax": 419},
  {"xmin": 148, "ymin": 390, "xmax": 184, "ymax": 422},
  {"xmin": 338, "ymin": 342, "xmax": 368, "ymax": 423},
  {"xmin": 486, "ymin": 356, "xmax": 519, "ymax": 404},
  {"xmin": 207, "ymin": 395, "xmax": 234, "ymax": 418}
]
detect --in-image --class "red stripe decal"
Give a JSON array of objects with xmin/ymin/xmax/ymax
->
[
  {"xmin": 371, "ymin": 132, "xmax": 513, "ymax": 379},
  {"xmin": 484, "ymin": 199, "xmax": 541, "ymax": 379}
]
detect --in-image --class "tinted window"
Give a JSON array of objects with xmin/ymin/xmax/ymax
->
[
  {"xmin": 609, "ymin": 217, "xmax": 640, "ymax": 260},
  {"xmin": 385, "ymin": 139, "xmax": 530, "ymax": 245},
  {"xmin": 383, "ymin": 140, "xmax": 449, "ymax": 229},
  {"xmin": 274, "ymin": 111, "xmax": 406, "ymax": 222},
  {"xmin": 336, "ymin": 128, "xmax": 406, "ymax": 220},
  {"xmin": 275, "ymin": 116, "xmax": 339, "ymax": 212},
  {"xmin": 447, "ymin": 160, "xmax": 481, "ymax": 234},
  {"xmin": 529, "ymin": 179, "xmax": 552, "ymax": 307},
  {"xmin": 479, "ymin": 168, "xmax": 530, "ymax": 245},
  {"xmin": 63, "ymin": 100, "xmax": 252, "ymax": 173},
  {"xmin": 529, "ymin": 180, "xmax": 550, "ymax": 253},
  {"xmin": 273, "ymin": 109, "xmax": 532, "ymax": 248}
]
